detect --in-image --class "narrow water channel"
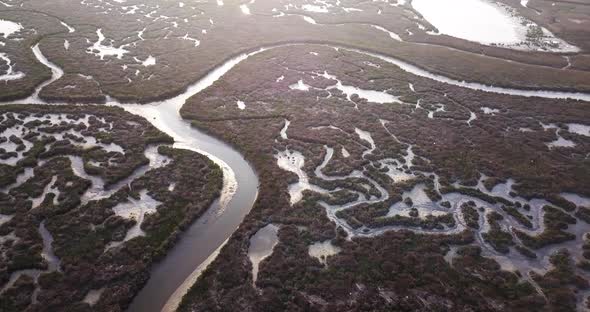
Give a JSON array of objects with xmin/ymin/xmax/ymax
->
[
  {"xmin": 1, "ymin": 45, "xmax": 263, "ymax": 312},
  {"xmin": 117, "ymin": 99, "xmax": 259, "ymax": 312},
  {"xmin": 3, "ymin": 39, "xmax": 590, "ymax": 312}
]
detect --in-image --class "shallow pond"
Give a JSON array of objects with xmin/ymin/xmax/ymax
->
[
  {"xmin": 0, "ymin": 19, "xmax": 22, "ymax": 38},
  {"xmin": 412, "ymin": 0, "xmax": 578, "ymax": 52},
  {"xmin": 308, "ymin": 240, "xmax": 341, "ymax": 266},
  {"xmin": 413, "ymin": 0, "xmax": 523, "ymax": 45},
  {"xmin": 105, "ymin": 190, "xmax": 162, "ymax": 251},
  {"xmin": 248, "ymin": 224, "xmax": 279, "ymax": 284}
]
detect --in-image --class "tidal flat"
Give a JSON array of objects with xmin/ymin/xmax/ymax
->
[{"xmin": 1, "ymin": 0, "xmax": 590, "ymax": 311}]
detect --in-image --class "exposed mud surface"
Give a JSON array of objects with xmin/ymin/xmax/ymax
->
[
  {"xmin": 179, "ymin": 45, "xmax": 590, "ymax": 311},
  {"xmin": 1, "ymin": 0, "xmax": 590, "ymax": 104},
  {"xmin": 0, "ymin": 105, "xmax": 222, "ymax": 312},
  {"xmin": 1, "ymin": 0, "xmax": 590, "ymax": 311}
]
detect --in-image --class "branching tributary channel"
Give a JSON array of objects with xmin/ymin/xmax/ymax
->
[{"xmin": 2, "ymin": 40, "xmax": 590, "ymax": 312}]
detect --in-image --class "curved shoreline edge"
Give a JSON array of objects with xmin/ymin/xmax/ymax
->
[{"xmin": 3, "ymin": 37, "xmax": 590, "ymax": 312}]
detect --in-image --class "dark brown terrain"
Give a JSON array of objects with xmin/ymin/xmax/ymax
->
[
  {"xmin": 0, "ymin": 105, "xmax": 222, "ymax": 311},
  {"xmin": 179, "ymin": 45, "xmax": 590, "ymax": 311},
  {"xmin": 0, "ymin": 0, "xmax": 590, "ymax": 311}
]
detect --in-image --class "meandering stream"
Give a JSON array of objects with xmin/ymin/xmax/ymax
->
[{"xmin": 2, "ymin": 37, "xmax": 590, "ymax": 311}]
